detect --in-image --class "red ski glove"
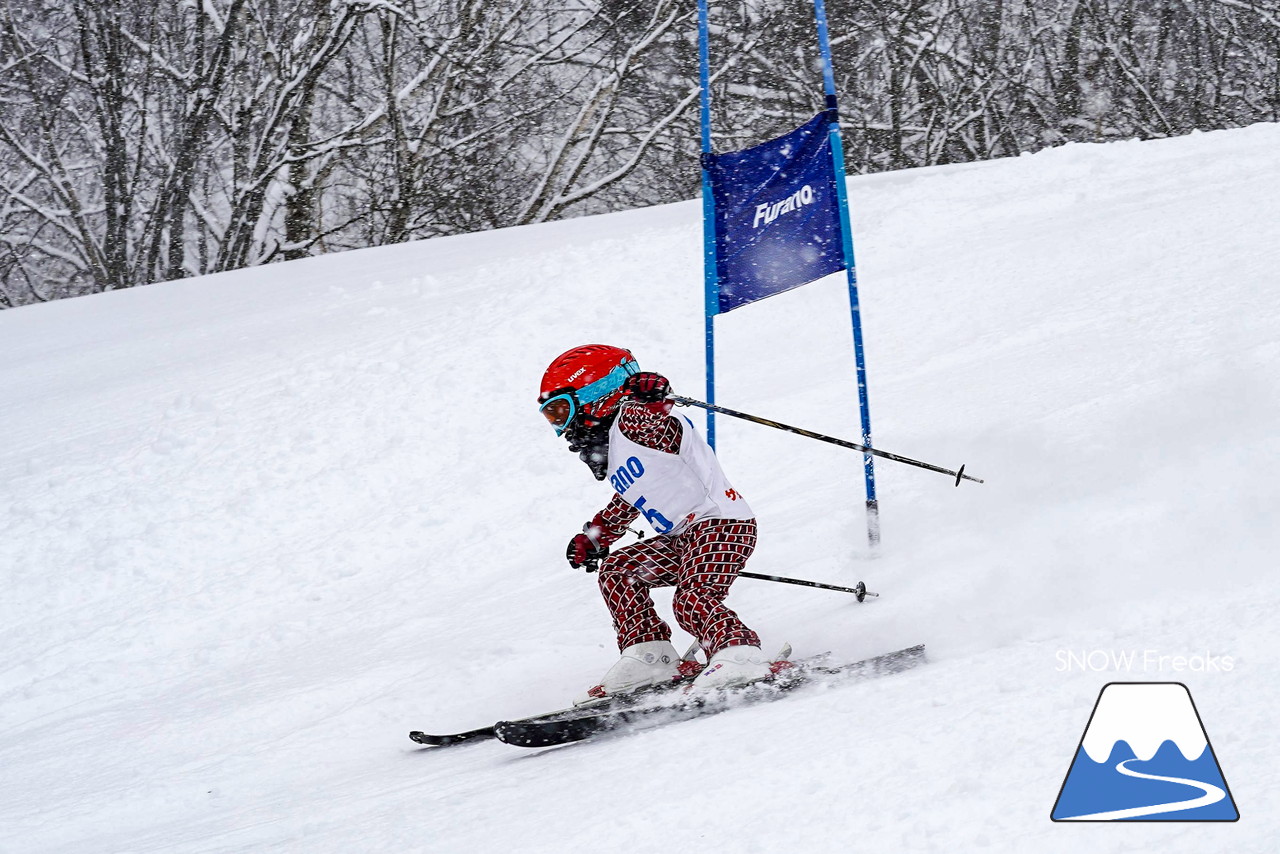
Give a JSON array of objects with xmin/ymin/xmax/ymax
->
[
  {"xmin": 566, "ymin": 532, "xmax": 607, "ymax": 569},
  {"xmin": 622, "ymin": 372, "xmax": 670, "ymax": 403},
  {"xmin": 566, "ymin": 513, "xmax": 623, "ymax": 569}
]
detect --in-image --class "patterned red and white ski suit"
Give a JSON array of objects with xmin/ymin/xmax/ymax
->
[{"xmin": 587, "ymin": 400, "xmax": 760, "ymax": 657}]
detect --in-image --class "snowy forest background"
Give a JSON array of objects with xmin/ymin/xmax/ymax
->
[{"xmin": 2, "ymin": 0, "xmax": 1279, "ymax": 307}]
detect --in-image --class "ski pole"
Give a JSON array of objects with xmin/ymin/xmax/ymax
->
[
  {"xmin": 737, "ymin": 571, "xmax": 876, "ymax": 602},
  {"xmin": 582, "ymin": 554, "xmax": 876, "ymax": 602},
  {"xmin": 670, "ymin": 395, "xmax": 983, "ymax": 486},
  {"xmin": 618, "ymin": 527, "xmax": 877, "ymax": 600}
]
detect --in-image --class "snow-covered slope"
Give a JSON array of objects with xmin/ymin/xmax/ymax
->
[{"xmin": 2, "ymin": 125, "xmax": 1278, "ymax": 852}]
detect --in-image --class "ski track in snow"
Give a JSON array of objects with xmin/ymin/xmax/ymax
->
[
  {"xmin": 2, "ymin": 125, "xmax": 1279, "ymax": 852},
  {"xmin": 1058, "ymin": 758, "xmax": 1226, "ymax": 821}
]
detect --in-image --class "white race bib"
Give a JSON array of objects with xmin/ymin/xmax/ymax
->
[{"xmin": 607, "ymin": 406, "xmax": 753, "ymax": 536}]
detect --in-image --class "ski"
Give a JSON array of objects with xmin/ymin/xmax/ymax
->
[
  {"xmin": 493, "ymin": 643, "xmax": 925, "ymax": 748},
  {"xmin": 408, "ymin": 667, "xmax": 708, "ymax": 747},
  {"xmin": 409, "ymin": 645, "xmax": 807, "ymax": 748},
  {"xmin": 409, "ymin": 725, "xmax": 502, "ymax": 747}
]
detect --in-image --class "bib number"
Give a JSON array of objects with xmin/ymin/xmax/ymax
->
[{"xmin": 634, "ymin": 496, "xmax": 674, "ymax": 534}]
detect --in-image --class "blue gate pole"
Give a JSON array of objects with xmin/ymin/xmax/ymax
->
[
  {"xmin": 698, "ymin": 0, "xmax": 719, "ymax": 449},
  {"xmin": 813, "ymin": 0, "xmax": 880, "ymax": 548}
]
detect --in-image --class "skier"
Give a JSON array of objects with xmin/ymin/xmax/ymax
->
[{"xmin": 537, "ymin": 344, "xmax": 773, "ymax": 701}]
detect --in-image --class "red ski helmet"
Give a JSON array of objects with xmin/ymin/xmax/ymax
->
[{"xmin": 538, "ymin": 345, "xmax": 640, "ymax": 435}]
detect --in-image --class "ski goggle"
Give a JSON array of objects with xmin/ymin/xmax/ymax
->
[{"xmin": 539, "ymin": 360, "xmax": 639, "ymax": 436}]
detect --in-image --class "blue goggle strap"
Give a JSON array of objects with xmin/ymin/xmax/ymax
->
[{"xmin": 575, "ymin": 359, "xmax": 640, "ymax": 404}]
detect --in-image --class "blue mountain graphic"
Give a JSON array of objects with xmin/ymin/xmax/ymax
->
[{"xmin": 1053, "ymin": 739, "xmax": 1238, "ymax": 821}]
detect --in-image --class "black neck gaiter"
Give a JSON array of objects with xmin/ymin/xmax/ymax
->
[{"xmin": 564, "ymin": 416, "xmax": 614, "ymax": 481}]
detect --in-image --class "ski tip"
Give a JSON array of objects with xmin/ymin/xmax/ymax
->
[{"xmin": 409, "ymin": 726, "xmax": 496, "ymax": 747}]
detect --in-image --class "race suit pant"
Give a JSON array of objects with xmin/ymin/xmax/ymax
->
[{"xmin": 595, "ymin": 517, "xmax": 760, "ymax": 657}]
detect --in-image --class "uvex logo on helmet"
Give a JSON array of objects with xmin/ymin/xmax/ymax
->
[{"xmin": 538, "ymin": 344, "xmax": 640, "ymax": 434}]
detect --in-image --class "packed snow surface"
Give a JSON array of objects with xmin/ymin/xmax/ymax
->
[{"xmin": 3, "ymin": 125, "xmax": 1279, "ymax": 852}]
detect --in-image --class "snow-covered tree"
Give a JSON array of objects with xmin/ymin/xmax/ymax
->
[{"xmin": 2, "ymin": 0, "xmax": 1279, "ymax": 307}]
